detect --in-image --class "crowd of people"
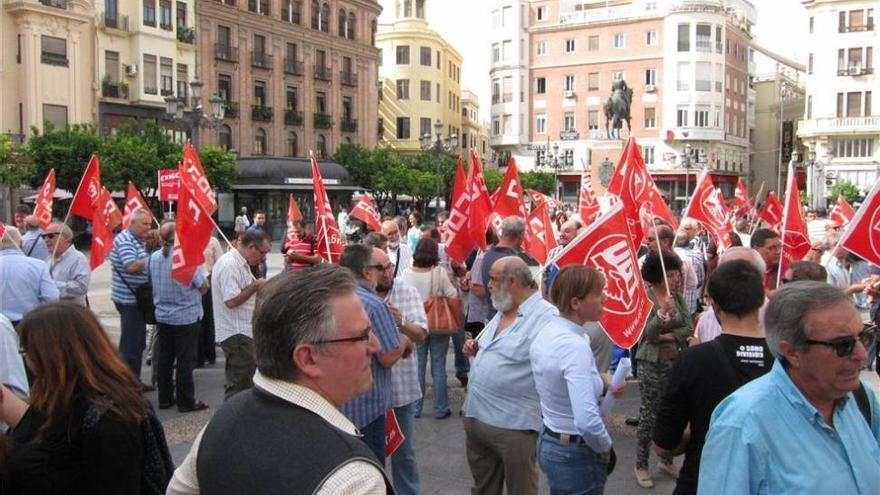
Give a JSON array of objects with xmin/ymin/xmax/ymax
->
[{"xmin": 1, "ymin": 199, "xmax": 879, "ymax": 494}]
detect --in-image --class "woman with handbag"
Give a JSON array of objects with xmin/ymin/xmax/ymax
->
[
  {"xmin": 633, "ymin": 250, "xmax": 692, "ymax": 489},
  {"xmin": 403, "ymin": 238, "xmax": 460, "ymax": 419}
]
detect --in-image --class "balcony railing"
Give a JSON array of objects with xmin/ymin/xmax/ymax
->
[
  {"xmin": 39, "ymin": 0, "xmax": 68, "ymax": 8},
  {"xmin": 101, "ymin": 14, "xmax": 129, "ymax": 31},
  {"xmin": 101, "ymin": 82, "xmax": 128, "ymax": 99},
  {"xmin": 491, "ymin": 94, "xmax": 500, "ymax": 104},
  {"xmin": 341, "ymin": 71, "xmax": 358, "ymax": 86},
  {"xmin": 840, "ymin": 23, "xmax": 875, "ymax": 33},
  {"xmin": 214, "ymin": 44, "xmax": 238, "ymax": 62},
  {"xmin": 341, "ymin": 118, "xmax": 357, "ymax": 132},
  {"xmin": 797, "ymin": 116, "xmax": 880, "ymax": 137},
  {"xmin": 223, "ymin": 101, "xmax": 239, "ymax": 119},
  {"xmin": 313, "ymin": 65, "xmax": 332, "ymax": 81},
  {"xmin": 314, "ymin": 112, "xmax": 334, "ymax": 129},
  {"xmin": 177, "ymin": 26, "xmax": 195, "ymax": 44},
  {"xmin": 284, "ymin": 59, "xmax": 304, "ymax": 75},
  {"xmin": 252, "ymin": 105, "xmax": 274, "ymax": 122},
  {"xmin": 837, "ymin": 66, "xmax": 874, "ymax": 76},
  {"xmin": 251, "ymin": 52, "xmax": 273, "ymax": 69},
  {"xmin": 281, "ymin": 7, "xmax": 301, "ymax": 24},
  {"xmin": 160, "ymin": 21, "xmax": 173, "ymax": 31},
  {"xmin": 41, "ymin": 53, "xmax": 68, "ymax": 67},
  {"xmin": 284, "ymin": 109, "xmax": 304, "ymax": 125}
]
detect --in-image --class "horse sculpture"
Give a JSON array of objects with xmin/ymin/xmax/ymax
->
[{"xmin": 604, "ymin": 78, "xmax": 633, "ymax": 140}]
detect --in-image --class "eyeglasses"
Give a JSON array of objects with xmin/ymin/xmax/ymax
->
[
  {"xmin": 314, "ymin": 328, "xmax": 372, "ymax": 345},
  {"xmin": 805, "ymin": 328, "xmax": 874, "ymax": 357},
  {"xmin": 42, "ymin": 233, "xmax": 59, "ymax": 239},
  {"xmin": 367, "ymin": 263, "xmax": 391, "ymax": 271}
]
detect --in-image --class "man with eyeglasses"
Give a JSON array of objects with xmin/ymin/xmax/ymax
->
[
  {"xmin": 43, "ymin": 221, "xmax": 90, "ymax": 306},
  {"xmin": 751, "ymin": 228, "xmax": 784, "ymax": 292},
  {"xmin": 167, "ymin": 264, "xmax": 392, "ymax": 494},
  {"xmin": 21, "ymin": 215, "xmax": 48, "ymax": 260},
  {"xmin": 698, "ymin": 281, "xmax": 880, "ymax": 495},
  {"xmin": 211, "ymin": 230, "xmax": 269, "ymax": 400}
]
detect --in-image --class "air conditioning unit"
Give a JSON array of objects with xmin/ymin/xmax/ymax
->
[
  {"xmin": 645, "ymin": 84, "xmax": 656, "ymax": 93},
  {"xmin": 563, "ymin": 90, "xmax": 575, "ymax": 98},
  {"xmin": 125, "ymin": 64, "xmax": 138, "ymax": 76}
]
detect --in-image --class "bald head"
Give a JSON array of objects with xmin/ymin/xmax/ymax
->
[
  {"xmin": 558, "ymin": 219, "xmax": 584, "ymax": 246},
  {"xmin": 24, "ymin": 215, "xmax": 40, "ymax": 230},
  {"xmin": 381, "ymin": 219, "xmax": 402, "ymax": 246},
  {"xmin": 718, "ymin": 246, "xmax": 766, "ymax": 274}
]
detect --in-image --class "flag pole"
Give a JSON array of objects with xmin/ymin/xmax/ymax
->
[
  {"xmin": 748, "ymin": 181, "xmax": 766, "ymax": 235},
  {"xmin": 776, "ymin": 164, "xmax": 794, "ymax": 289},
  {"xmin": 650, "ymin": 213, "xmax": 672, "ymax": 299}
]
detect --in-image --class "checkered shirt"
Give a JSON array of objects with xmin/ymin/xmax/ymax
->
[
  {"xmin": 386, "ymin": 280, "xmax": 428, "ymax": 407},
  {"xmin": 676, "ymin": 246, "xmax": 705, "ymax": 314},
  {"xmin": 149, "ymin": 250, "xmax": 206, "ymax": 326}
]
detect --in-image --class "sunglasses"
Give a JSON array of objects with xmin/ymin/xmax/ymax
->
[
  {"xmin": 42, "ymin": 233, "xmax": 59, "ymax": 239},
  {"xmin": 805, "ymin": 328, "xmax": 874, "ymax": 357},
  {"xmin": 314, "ymin": 328, "xmax": 372, "ymax": 345}
]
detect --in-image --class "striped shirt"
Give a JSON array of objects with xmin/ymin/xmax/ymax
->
[
  {"xmin": 149, "ymin": 250, "xmax": 206, "ymax": 326},
  {"xmin": 342, "ymin": 283, "xmax": 401, "ymax": 428},
  {"xmin": 47, "ymin": 247, "xmax": 90, "ymax": 306},
  {"xmin": 386, "ymin": 280, "xmax": 428, "ymax": 407},
  {"xmin": 286, "ymin": 233, "xmax": 317, "ymax": 270},
  {"xmin": 109, "ymin": 228, "xmax": 148, "ymax": 305},
  {"xmin": 211, "ymin": 249, "xmax": 256, "ymax": 342}
]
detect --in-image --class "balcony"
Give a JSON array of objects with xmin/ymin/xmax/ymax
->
[
  {"xmin": 341, "ymin": 71, "xmax": 358, "ymax": 86},
  {"xmin": 223, "ymin": 101, "xmax": 239, "ymax": 119},
  {"xmin": 341, "ymin": 118, "xmax": 357, "ymax": 132},
  {"xmin": 160, "ymin": 21, "xmax": 174, "ymax": 31},
  {"xmin": 284, "ymin": 109, "xmax": 304, "ymax": 125},
  {"xmin": 281, "ymin": 7, "xmax": 301, "ymax": 24},
  {"xmin": 314, "ymin": 112, "xmax": 334, "ymax": 129},
  {"xmin": 252, "ymin": 105, "xmax": 274, "ymax": 122},
  {"xmin": 837, "ymin": 66, "xmax": 873, "ymax": 77},
  {"xmin": 177, "ymin": 26, "xmax": 195, "ymax": 44},
  {"xmin": 797, "ymin": 116, "xmax": 880, "ymax": 138},
  {"xmin": 251, "ymin": 52, "xmax": 273, "ymax": 70},
  {"xmin": 101, "ymin": 81, "xmax": 128, "ymax": 99},
  {"xmin": 284, "ymin": 59, "xmax": 304, "ymax": 75},
  {"xmin": 839, "ymin": 23, "xmax": 874, "ymax": 33},
  {"xmin": 313, "ymin": 65, "xmax": 332, "ymax": 81},
  {"xmin": 101, "ymin": 14, "xmax": 129, "ymax": 32},
  {"xmin": 41, "ymin": 53, "xmax": 68, "ymax": 67},
  {"xmin": 491, "ymin": 94, "xmax": 500, "ymax": 104},
  {"xmin": 39, "ymin": 0, "xmax": 67, "ymax": 8},
  {"xmin": 214, "ymin": 44, "xmax": 238, "ymax": 62}
]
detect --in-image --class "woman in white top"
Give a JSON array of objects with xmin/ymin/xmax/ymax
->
[
  {"xmin": 529, "ymin": 264, "xmax": 614, "ymax": 495},
  {"xmin": 402, "ymin": 238, "xmax": 458, "ymax": 419}
]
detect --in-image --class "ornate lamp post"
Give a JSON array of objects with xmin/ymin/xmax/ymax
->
[
  {"xmin": 419, "ymin": 119, "xmax": 457, "ymax": 212},
  {"xmin": 164, "ymin": 77, "xmax": 225, "ymax": 148}
]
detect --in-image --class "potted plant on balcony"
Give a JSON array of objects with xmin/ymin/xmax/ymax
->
[
  {"xmin": 285, "ymin": 109, "xmax": 304, "ymax": 125},
  {"xmin": 314, "ymin": 113, "xmax": 334, "ymax": 129},
  {"xmin": 177, "ymin": 26, "xmax": 195, "ymax": 44}
]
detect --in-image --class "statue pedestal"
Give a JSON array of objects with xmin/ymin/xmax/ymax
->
[{"xmin": 590, "ymin": 139, "xmax": 626, "ymax": 196}]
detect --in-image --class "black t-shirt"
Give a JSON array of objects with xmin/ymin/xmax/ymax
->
[{"xmin": 653, "ymin": 334, "xmax": 773, "ymax": 495}]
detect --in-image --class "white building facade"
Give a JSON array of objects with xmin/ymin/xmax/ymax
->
[{"xmin": 489, "ymin": 0, "xmax": 531, "ymax": 168}]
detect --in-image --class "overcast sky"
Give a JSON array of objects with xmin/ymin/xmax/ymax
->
[{"xmin": 407, "ymin": 0, "xmax": 808, "ymax": 122}]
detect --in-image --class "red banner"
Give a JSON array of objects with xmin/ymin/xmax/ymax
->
[
  {"xmin": 489, "ymin": 158, "xmax": 528, "ymax": 235},
  {"xmin": 682, "ymin": 171, "xmax": 733, "ymax": 249},
  {"xmin": 89, "ymin": 205, "xmax": 114, "ymax": 270},
  {"xmin": 180, "ymin": 143, "xmax": 217, "ymax": 215},
  {"xmin": 578, "ymin": 170, "xmax": 600, "ymax": 226},
  {"xmin": 34, "ymin": 169, "xmax": 55, "ymax": 229},
  {"xmin": 0, "ymin": 222, "xmax": 7, "ymax": 242},
  {"xmin": 384, "ymin": 409, "xmax": 405, "ymax": 458},
  {"xmin": 122, "ymin": 182, "xmax": 150, "ymax": 231},
  {"xmin": 283, "ymin": 194, "xmax": 303, "ymax": 251},
  {"xmin": 351, "ymin": 194, "xmax": 382, "ymax": 232},
  {"xmin": 172, "ymin": 172, "xmax": 214, "ymax": 285},
  {"xmin": 311, "ymin": 151, "xmax": 344, "ymax": 263},
  {"xmin": 780, "ymin": 165, "xmax": 811, "ymax": 267},
  {"xmin": 839, "ymin": 178, "xmax": 880, "ymax": 268},
  {"xmin": 734, "ymin": 179, "xmax": 751, "ymax": 218},
  {"xmin": 467, "ymin": 151, "xmax": 492, "ymax": 251},
  {"xmin": 70, "ymin": 156, "xmax": 102, "ymax": 219},
  {"xmin": 758, "ymin": 192, "xmax": 784, "ymax": 232},
  {"xmin": 445, "ymin": 160, "xmax": 474, "ymax": 264},
  {"xmin": 555, "ymin": 202, "xmax": 653, "ymax": 349},
  {"xmin": 524, "ymin": 200, "xmax": 557, "ymax": 265},
  {"xmin": 158, "ymin": 169, "xmax": 180, "ymax": 202},
  {"xmin": 97, "ymin": 187, "xmax": 122, "ymax": 232},
  {"xmin": 829, "ymin": 195, "xmax": 856, "ymax": 226}
]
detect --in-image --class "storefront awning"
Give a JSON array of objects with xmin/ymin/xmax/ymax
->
[{"xmin": 231, "ymin": 157, "xmax": 359, "ymax": 190}]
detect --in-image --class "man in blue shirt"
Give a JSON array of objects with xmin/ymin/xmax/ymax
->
[
  {"xmin": 339, "ymin": 244, "xmax": 409, "ymax": 465},
  {"xmin": 699, "ymin": 281, "xmax": 880, "ymax": 495},
  {"xmin": 150, "ymin": 222, "xmax": 210, "ymax": 413},
  {"xmin": 0, "ymin": 226, "xmax": 58, "ymax": 326},
  {"xmin": 21, "ymin": 215, "xmax": 48, "ymax": 260}
]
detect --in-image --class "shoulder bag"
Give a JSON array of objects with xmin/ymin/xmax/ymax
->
[
  {"xmin": 424, "ymin": 268, "xmax": 461, "ymax": 335},
  {"xmin": 114, "ymin": 256, "xmax": 156, "ymax": 325}
]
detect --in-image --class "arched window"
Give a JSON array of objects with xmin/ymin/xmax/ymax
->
[
  {"xmin": 347, "ymin": 12, "xmax": 356, "ymax": 40},
  {"xmin": 320, "ymin": 3, "xmax": 329, "ymax": 32},
  {"xmin": 311, "ymin": 0, "xmax": 319, "ymax": 29},
  {"xmin": 287, "ymin": 131, "xmax": 298, "ymax": 157},
  {"xmin": 254, "ymin": 128, "xmax": 267, "ymax": 155},
  {"xmin": 316, "ymin": 134, "xmax": 327, "ymax": 158},
  {"xmin": 338, "ymin": 8, "xmax": 346, "ymax": 37},
  {"xmin": 219, "ymin": 124, "xmax": 232, "ymax": 151}
]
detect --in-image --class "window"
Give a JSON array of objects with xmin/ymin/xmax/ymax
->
[
  {"xmin": 492, "ymin": 118, "xmax": 499, "ymax": 135},
  {"xmin": 588, "ymin": 110, "xmax": 599, "ymax": 130},
  {"xmin": 715, "ymin": 25, "xmax": 722, "ymax": 53},
  {"xmin": 808, "ymin": 53, "xmax": 813, "ymax": 74},
  {"xmin": 176, "ymin": 2, "xmax": 187, "ymax": 28},
  {"xmin": 143, "ymin": 0, "xmax": 156, "ymax": 26},
  {"xmin": 217, "ymin": 25, "xmax": 231, "ymax": 52},
  {"xmin": 613, "ymin": 33, "xmax": 625, "ymax": 48},
  {"xmin": 502, "ymin": 41, "xmax": 511, "ymax": 61},
  {"xmin": 677, "ymin": 62, "xmax": 690, "ymax": 91},
  {"xmin": 420, "ymin": 118, "xmax": 431, "ymax": 138},
  {"xmin": 646, "ymin": 30, "xmax": 657, "ymax": 46},
  {"xmin": 831, "ymin": 138, "xmax": 874, "ymax": 158},
  {"xmin": 588, "ymin": 35, "xmax": 599, "ymax": 51},
  {"xmin": 503, "ymin": 76, "xmax": 513, "ymax": 102},
  {"xmin": 287, "ymin": 132, "xmax": 298, "ymax": 157},
  {"xmin": 645, "ymin": 68, "xmax": 656, "ymax": 86},
  {"xmin": 176, "ymin": 63, "xmax": 188, "ymax": 101},
  {"xmin": 536, "ymin": 114, "xmax": 546, "ymax": 134},
  {"xmin": 254, "ymin": 128, "xmax": 267, "ymax": 155},
  {"xmin": 807, "ymin": 95, "xmax": 812, "ymax": 120},
  {"xmin": 564, "ymin": 112, "xmax": 575, "ymax": 131},
  {"xmin": 342, "ymin": 96, "xmax": 353, "ymax": 121},
  {"xmin": 320, "ymin": 2, "xmax": 329, "ymax": 32},
  {"xmin": 315, "ymin": 91, "xmax": 326, "ymax": 113},
  {"xmin": 105, "ymin": 51, "xmax": 120, "ymax": 83},
  {"xmin": 315, "ymin": 134, "xmax": 327, "ymax": 158},
  {"xmin": 677, "ymin": 23, "xmax": 690, "ymax": 52},
  {"xmin": 218, "ymin": 125, "xmax": 232, "ymax": 151},
  {"xmin": 677, "ymin": 107, "xmax": 688, "ymax": 127},
  {"xmin": 41, "ymin": 36, "xmax": 67, "ymax": 66},
  {"xmin": 564, "ymin": 75, "xmax": 575, "ymax": 91},
  {"xmin": 347, "ymin": 12, "xmax": 355, "ymax": 39},
  {"xmin": 715, "ymin": 64, "xmax": 723, "ymax": 92},
  {"xmin": 248, "ymin": 0, "xmax": 269, "ymax": 14},
  {"xmin": 420, "ymin": 46, "xmax": 431, "ymax": 66},
  {"xmin": 311, "ymin": 0, "xmax": 319, "ymax": 28},
  {"xmin": 143, "ymin": 54, "xmax": 157, "ymax": 94},
  {"xmin": 846, "ymin": 92, "xmax": 863, "ymax": 117},
  {"xmin": 695, "ymin": 62, "xmax": 711, "ymax": 91},
  {"xmin": 420, "ymin": 80, "xmax": 431, "ymax": 100},
  {"xmin": 696, "ymin": 24, "xmax": 711, "ymax": 52},
  {"xmin": 396, "ymin": 45, "xmax": 409, "ymax": 64},
  {"xmin": 536, "ymin": 77, "xmax": 546, "ymax": 94},
  {"xmin": 536, "ymin": 5, "xmax": 547, "ymax": 20},
  {"xmin": 501, "ymin": 6, "xmax": 511, "ymax": 26},
  {"xmin": 809, "ymin": 16, "xmax": 814, "ymax": 33},
  {"xmin": 396, "ymin": 79, "xmax": 409, "ymax": 99},
  {"xmin": 159, "ymin": 0, "xmax": 172, "ymax": 28},
  {"xmin": 536, "ymin": 41, "xmax": 546, "ymax": 56},
  {"xmin": 837, "ymin": 92, "xmax": 844, "ymax": 118},
  {"xmin": 564, "ymin": 39, "xmax": 575, "ymax": 53},
  {"xmin": 644, "ymin": 107, "xmax": 656, "ymax": 128},
  {"xmin": 415, "ymin": 0, "xmax": 424, "ymax": 17},
  {"xmin": 396, "ymin": 117, "xmax": 410, "ymax": 139},
  {"xmin": 588, "ymin": 72, "xmax": 599, "ymax": 91},
  {"xmin": 695, "ymin": 106, "xmax": 709, "ymax": 127},
  {"xmin": 436, "ymin": 83, "xmax": 440, "ymax": 103},
  {"xmin": 218, "ymin": 73, "xmax": 232, "ymax": 100},
  {"xmin": 254, "ymin": 80, "xmax": 266, "ymax": 106},
  {"xmin": 43, "ymin": 104, "xmax": 67, "ymax": 130},
  {"xmin": 286, "ymin": 85, "xmax": 298, "ymax": 110},
  {"xmin": 643, "ymin": 146, "xmax": 655, "ymax": 165}
]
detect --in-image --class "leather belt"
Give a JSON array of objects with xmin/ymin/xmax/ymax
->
[{"xmin": 544, "ymin": 428, "xmax": 586, "ymax": 446}]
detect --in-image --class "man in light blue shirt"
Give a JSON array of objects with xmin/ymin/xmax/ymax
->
[
  {"xmin": 44, "ymin": 222, "xmax": 90, "ymax": 306},
  {"xmin": 699, "ymin": 281, "xmax": 880, "ymax": 495},
  {"xmin": 462, "ymin": 256, "xmax": 557, "ymax": 495},
  {"xmin": 21, "ymin": 215, "xmax": 48, "ymax": 260},
  {"xmin": 0, "ymin": 226, "xmax": 58, "ymax": 325}
]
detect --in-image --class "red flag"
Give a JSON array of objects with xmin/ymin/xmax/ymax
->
[
  {"xmin": 69, "ymin": 156, "xmax": 102, "ymax": 219},
  {"xmin": 0, "ymin": 222, "xmax": 7, "ymax": 242},
  {"xmin": 97, "ymin": 187, "xmax": 123, "ymax": 231},
  {"xmin": 758, "ymin": 192, "xmax": 784, "ymax": 232},
  {"xmin": 555, "ymin": 201, "xmax": 653, "ymax": 349},
  {"xmin": 157, "ymin": 169, "xmax": 180, "ymax": 201},
  {"xmin": 122, "ymin": 182, "xmax": 150, "ymax": 230},
  {"xmin": 33, "ymin": 169, "xmax": 56, "ymax": 229},
  {"xmin": 351, "ymin": 194, "xmax": 382, "ymax": 232},
  {"xmin": 180, "ymin": 142, "xmax": 217, "ymax": 215},
  {"xmin": 445, "ymin": 160, "xmax": 475, "ymax": 264},
  {"xmin": 779, "ymin": 165, "xmax": 811, "ymax": 266},
  {"xmin": 467, "ymin": 151, "xmax": 492, "ymax": 251},
  {"xmin": 838, "ymin": 178, "xmax": 880, "ymax": 267},
  {"xmin": 829, "ymin": 195, "xmax": 856, "ymax": 226},
  {"xmin": 734, "ymin": 179, "xmax": 751, "ymax": 218},
  {"xmin": 384, "ymin": 409, "xmax": 405, "ymax": 457},
  {"xmin": 578, "ymin": 170, "xmax": 600, "ymax": 226},
  {"xmin": 524, "ymin": 200, "xmax": 557, "ymax": 265},
  {"xmin": 310, "ymin": 151, "xmax": 345, "ymax": 263},
  {"xmin": 172, "ymin": 173, "xmax": 215, "ymax": 285},
  {"xmin": 682, "ymin": 171, "xmax": 733, "ymax": 249},
  {"xmin": 283, "ymin": 194, "xmax": 303, "ymax": 251},
  {"xmin": 89, "ymin": 205, "xmax": 114, "ymax": 270},
  {"xmin": 489, "ymin": 158, "xmax": 528, "ymax": 235}
]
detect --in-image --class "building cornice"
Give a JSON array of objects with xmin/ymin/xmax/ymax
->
[{"xmin": 4, "ymin": 0, "xmax": 94, "ymax": 24}]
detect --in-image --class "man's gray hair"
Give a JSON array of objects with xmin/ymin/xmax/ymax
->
[
  {"xmin": 130, "ymin": 208, "xmax": 151, "ymax": 222},
  {"xmin": 339, "ymin": 243, "xmax": 373, "ymax": 280},
  {"xmin": 253, "ymin": 264, "xmax": 357, "ymax": 380},
  {"xmin": 719, "ymin": 246, "xmax": 766, "ymax": 274},
  {"xmin": 499, "ymin": 256, "xmax": 537, "ymax": 289},
  {"xmin": 764, "ymin": 281, "xmax": 852, "ymax": 357},
  {"xmin": 500, "ymin": 216, "xmax": 526, "ymax": 238},
  {"xmin": 0, "ymin": 226, "xmax": 22, "ymax": 249},
  {"xmin": 363, "ymin": 232, "xmax": 388, "ymax": 249},
  {"xmin": 49, "ymin": 221, "xmax": 74, "ymax": 241}
]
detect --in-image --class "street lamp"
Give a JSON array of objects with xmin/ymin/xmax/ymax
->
[
  {"xmin": 164, "ymin": 77, "xmax": 225, "ymax": 149},
  {"xmin": 777, "ymin": 80, "xmax": 796, "ymax": 193},
  {"xmin": 419, "ymin": 119, "xmax": 457, "ymax": 213}
]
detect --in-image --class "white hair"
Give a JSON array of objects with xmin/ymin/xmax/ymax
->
[{"xmin": 0, "ymin": 226, "xmax": 22, "ymax": 249}]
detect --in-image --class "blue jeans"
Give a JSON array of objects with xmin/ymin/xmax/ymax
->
[
  {"xmin": 416, "ymin": 334, "xmax": 450, "ymax": 417},
  {"xmin": 390, "ymin": 401, "xmax": 420, "ymax": 495},
  {"xmin": 115, "ymin": 302, "xmax": 147, "ymax": 379},
  {"xmin": 537, "ymin": 428, "xmax": 608, "ymax": 495},
  {"xmin": 360, "ymin": 413, "xmax": 386, "ymax": 467}
]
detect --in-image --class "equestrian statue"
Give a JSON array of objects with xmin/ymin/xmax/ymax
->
[{"xmin": 603, "ymin": 78, "xmax": 633, "ymax": 140}]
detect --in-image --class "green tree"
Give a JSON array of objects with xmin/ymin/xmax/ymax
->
[
  {"xmin": 197, "ymin": 147, "xmax": 240, "ymax": 191},
  {"xmin": 26, "ymin": 123, "xmax": 102, "ymax": 192},
  {"xmin": 520, "ymin": 171, "xmax": 556, "ymax": 195},
  {"xmin": 483, "ymin": 169, "xmax": 503, "ymax": 194},
  {"xmin": 0, "ymin": 134, "xmax": 31, "ymax": 188},
  {"xmin": 828, "ymin": 180, "xmax": 861, "ymax": 204}
]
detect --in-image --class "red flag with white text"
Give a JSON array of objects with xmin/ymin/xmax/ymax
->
[
  {"xmin": 180, "ymin": 142, "xmax": 218, "ymax": 215},
  {"xmin": 555, "ymin": 201, "xmax": 653, "ymax": 349},
  {"xmin": 829, "ymin": 195, "xmax": 856, "ymax": 227},
  {"xmin": 734, "ymin": 179, "xmax": 751, "ymax": 218},
  {"xmin": 89, "ymin": 204, "xmax": 114, "ymax": 270},
  {"xmin": 578, "ymin": 170, "xmax": 600, "ymax": 226},
  {"xmin": 838, "ymin": 178, "xmax": 880, "ymax": 267},
  {"xmin": 445, "ymin": 160, "xmax": 474, "ymax": 264},
  {"xmin": 122, "ymin": 182, "xmax": 150, "ymax": 230},
  {"xmin": 351, "ymin": 194, "xmax": 382, "ymax": 232},
  {"xmin": 34, "ymin": 169, "xmax": 55, "ymax": 229},
  {"xmin": 682, "ymin": 171, "xmax": 733, "ymax": 249},
  {"xmin": 70, "ymin": 156, "xmax": 102, "ymax": 219},
  {"xmin": 97, "ymin": 187, "xmax": 123, "ymax": 232},
  {"xmin": 158, "ymin": 169, "xmax": 180, "ymax": 201},
  {"xmin": 172, "ymin": 170, "xmax": 214, "ymax": 285},
  {"xmin": 467, "ymin": 151, "xmax": 492, "ymax": 251},
  {"xmin": 311, "ymin": 151, "xmax": 345, "ymax": 263},
  {"xmin": 524, "ymin": 200, "xmax": 557, "ymax": 265},
  {"xmin": 758, "ymin": 192, "xmax": 784, "ymax": 232},
  {"xmin": 489, "ymin": 158, "xmax": 528, "ymax": 235},
  {"xmin": 779, "ymin": 165, "xmax": 811, "ymax": 266}
]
